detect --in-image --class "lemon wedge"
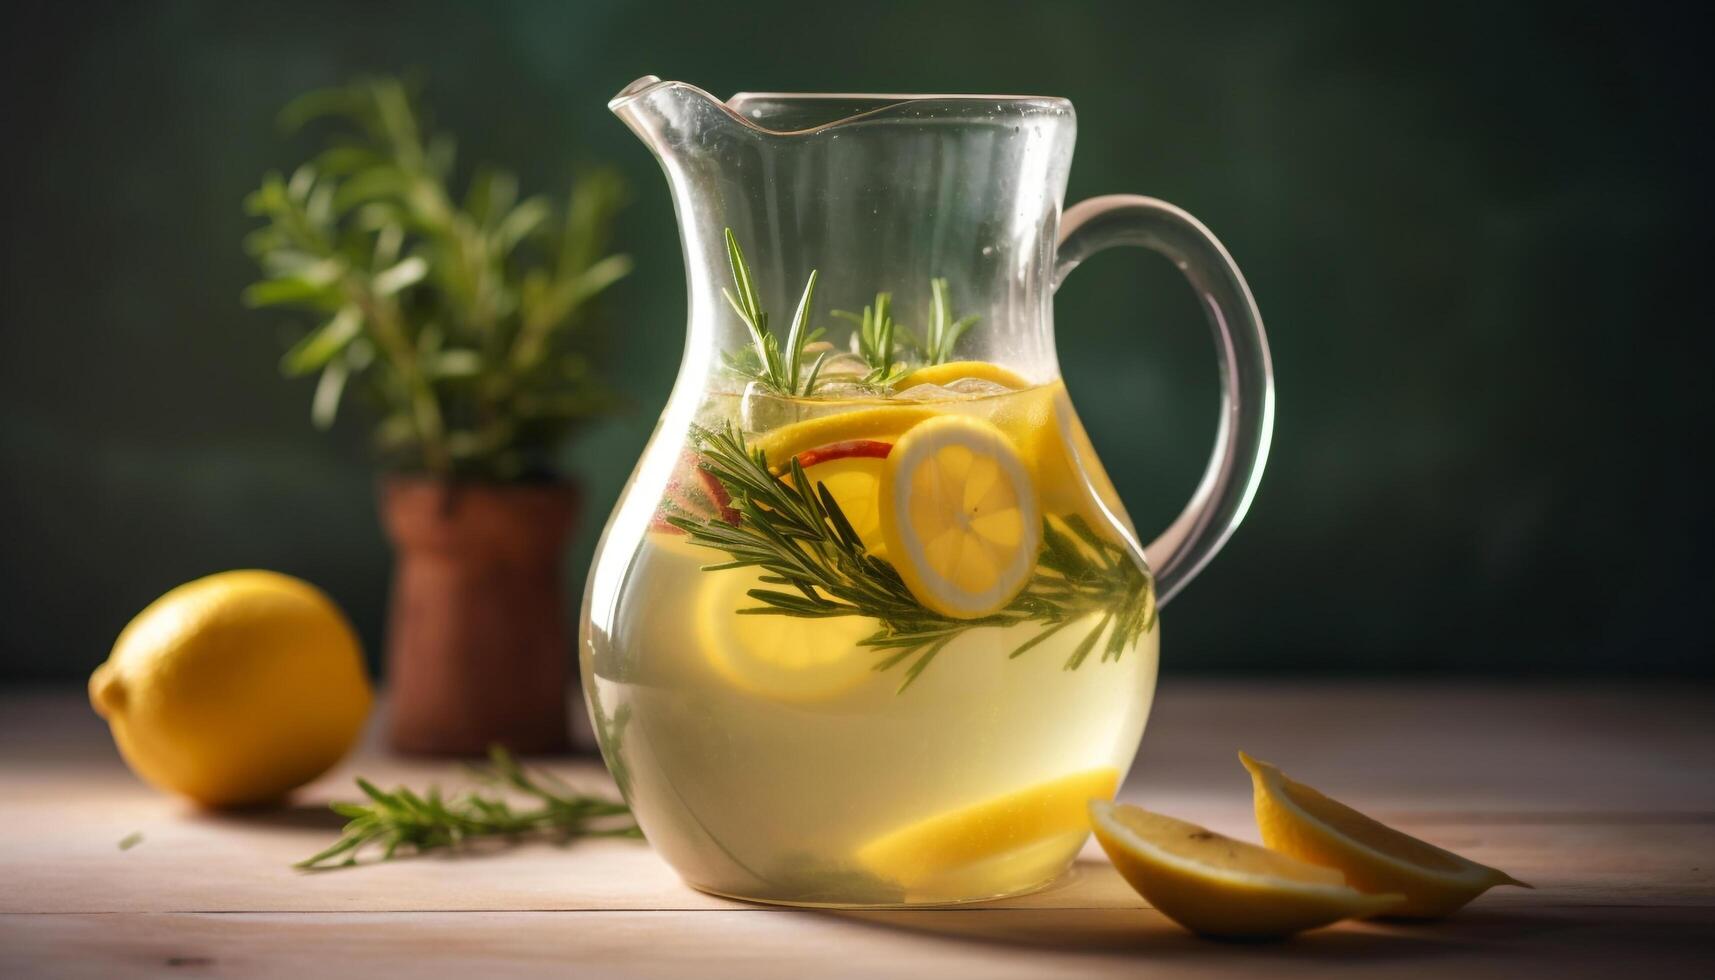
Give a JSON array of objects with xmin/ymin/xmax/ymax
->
[
  {"xmin": 697, "ymin": 565, "xmax": 879, "ymax": 701},
  {"xmin": 754, "ymin": 405, "xmax": 932, "ymax": 467},
  {"xmin": 858, "ymin": 768, "xmax": 1118, "ymax": 892},
  {"xmin": 891, "ymin": 359, "xmax": 1030, "ymax": 392},
  {"xmin": 878, "ymin": 415, "xmax": 1041, "ymax": 619},
  {"xmin": 1090, "ymin": 800, "xmax": 1403, "ymax": 939},
  {"xmin": 999, "ymin": 383, "xmax": 1135, "ymax": 538},
  {"xmin": 1242, "ymin": 752, "xmax": 1529, "ymax": 918}
]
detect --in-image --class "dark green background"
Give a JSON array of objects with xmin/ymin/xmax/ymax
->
[{"xmin": 3, "ymin": 0, "xmax": 1709, "ymax": 681}]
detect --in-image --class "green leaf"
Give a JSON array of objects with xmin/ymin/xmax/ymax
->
[
  {"xmin": 259, "ymin": 249, "xmax": 331, "ymax": 279},
  {"xmin": 244, "ymin": 172, "xmax": 288, "ymax": 216},
  {"xmin": 465, "ymin": 167, "xmax": 519, "ymax": 229},
  {"xmin": 426, "ymin": 133, "xmax": 457, "ymax": 179},
  {"xmin": 242, "ymin": 276, "xmax": 340, "ymax": 310},
  {"xmin": 514, "ymin": 254, "xmax": 631, "ymax": 369},
  {"xmin": 277, "ymin": 84, "xmax": 368, "ymax": 134},
  {"xmin": 496, "ymin": 196, "xmax": 552, "ymax": 254},
  {"xmin": 281, "ymin": 306, "xmax": 363, "ymax": 376},
  {"xmin": 371, "ymin": 221, "xmax": 404, "ymax": 270},
  {"xmin": 332, "ymin": 166, "xmax": 409, "ymax": 213},
  {"xmin": 287, "ymin": 165, "xmax": 317, "ymax": 205},
  {"xmin": 305, "ymin": 183, "xmax": 336, "ymax": 229},
  {"xmin": 311, "ymin": 356, "xmax": 350, "ymax": 430},
  {"xmin": 783, "ymin": 269, "xmax": 819, "ymax": 391},
  {"xmin": 429, "ymin": 349, "xmax": 483, "ymax": 379},
  {"xmin": 560, "ymin": 168, "xmax": 626, "ymax": 278},
  {"xmin": 369, "ymin": 78, "xmax": 424, "ymax": 162},
  {"xmin": 372, "ymin": 256, "xmax": 428, "ymax": 296},
  {"xmin": 313, "ymin": 145, "xmax": 386, "ymax": 176},
  {"xmin": 242, "ymin": 226, "xmax": 288, "ymax": 257}
]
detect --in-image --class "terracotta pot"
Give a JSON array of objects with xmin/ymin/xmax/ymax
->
[{"xmin": 379, "ymin": 477, "xmax": 579, "ymax": 755}]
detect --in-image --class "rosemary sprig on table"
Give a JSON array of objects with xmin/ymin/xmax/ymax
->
[
  {"xmin": 835, "ymin": 292, "xmax": 909, "ymax": 386},
  {"xmin": 718, "ymin": 229, "xmax": 828, "ymax": 396},
  {"xmin": 665, "ymin": 423, "xmax": 1155, "ymax": 689},
  {"xmin": 295, "ymin": 747, "xmax": 638, "ymax": 870}
]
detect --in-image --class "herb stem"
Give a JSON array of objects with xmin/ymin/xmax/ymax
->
[
  {"xmin": 670, "ymin": 423, "xmax": 1155, "ymax": 689},
  {"xmin": 295, "ymin": 747, "xmax": 638, "ymax": 870}
]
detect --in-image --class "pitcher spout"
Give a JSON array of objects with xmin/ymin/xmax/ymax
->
[
  {"xmin": 608, "ymin": 77, "xmax": 1080, "ymax": 388},
  {"xmin": 609, "ymin": 76, "xmax": 749, "ymax": 159}
]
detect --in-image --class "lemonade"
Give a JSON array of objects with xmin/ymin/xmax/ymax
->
[
  {"xmin": 595, "ymin": 80, "xmax": 1273, "ymax": 907},
  {"xmin": 582, "ymin": 378, "xmax": 1159, "ymax": 906}
]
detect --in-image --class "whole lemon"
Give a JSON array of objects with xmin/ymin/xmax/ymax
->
[{"xmin": 89, "ymin": 570, "xmax": 372, "ymax": 807}]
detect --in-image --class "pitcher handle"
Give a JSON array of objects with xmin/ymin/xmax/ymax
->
[{"xmin": 1053, "ymin": 195, "xmax": 1275, "ymax": 605}]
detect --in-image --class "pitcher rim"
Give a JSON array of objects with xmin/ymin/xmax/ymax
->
[{"xmin": 610, "ymin": 75, "xmax": 1072, "ymax": 137}]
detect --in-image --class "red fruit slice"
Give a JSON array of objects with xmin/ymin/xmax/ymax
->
[
  {"xmin": 652, "ymin": 449, "xmax": 739, "ymax": 533},
  {"xmin": 788, "ymin": 439, "xmax": 894, "ymax": 471}
]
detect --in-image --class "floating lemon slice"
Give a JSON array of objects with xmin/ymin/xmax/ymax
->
[
  {"xmin": 1049, "ymin": 386, "xmax": 1134, "ymax": 534},
  {"xmin": 1242, "ymin": 752, "xmax": 1529, "ymax": 918},
  {"xmin": 857, "ymin": 768, "xmax": 1118, "ymax": 891},
  {"xmin": 892, "ymin": 359, "xmax": 1030, "ymax": 392},
  {"xmin": 697, "ymin": 565, "xmax": 879, "ymax": 701},
  {"xmin": 878, "ymin": 415, "xmax": 1041, "ymax": 619},
  {"xmin": 754, "ymin": 405, "xmax": 933, "ymax": 469},
  {"xmin": 1090, "ymin": 800, "xmax": 1403, "ymax": 939},
  {"xmin": 998, "ymin": 383, "xmax": 1135, "ymax": 538}
]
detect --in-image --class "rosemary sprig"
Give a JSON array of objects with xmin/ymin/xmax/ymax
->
[
  {"xmin": 915, "ymin": 277, "xmax": 980, "ymax": 366},
  {"xmin": 667, "ymin": 423, "xmax": 1155, "ymax": 689},
  {"xmin": 835, "ymin": 292, "xmax": 909, "ymax": 386},
  {"xmin": 719, "ymin": 229, "xmax": 828, "ymax": 396},
  {"xmin": 295, "ymin": 747, "xmax": 639, "ymax": 870}
]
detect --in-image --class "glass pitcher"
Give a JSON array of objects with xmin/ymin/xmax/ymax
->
[{"xmin": 582, "ymin": 76, "xmax": 1273, "ymax": 907}]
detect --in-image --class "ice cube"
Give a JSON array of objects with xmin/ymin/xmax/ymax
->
[
  {"xmin": 814, "ymin": 352, "xmax": 873, "ymax": 380},
  {"xmin": 893, "ymin": 377, "xmax": 1015, "ymax": 402},
  {"xmin": 811, "ymin": 379, "xmax": 875, "ymax": 400},
  {"xmin": 943, "ymin": 377, "xmax": 1013, "ymax": 398},
  {"xmin": 740, "ymin": 381, "xmax": 805, "ymax": 431},
  {"xmin": 892, "ymin": 382, "xmax": 960, "ymax": 402}
]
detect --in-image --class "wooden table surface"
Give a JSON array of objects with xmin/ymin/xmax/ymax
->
[{"xmin": 3, "ymin": 680, "xmax": 1712, "ymax": 978}]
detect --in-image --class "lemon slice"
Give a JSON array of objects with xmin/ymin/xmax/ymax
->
[
  {"xmin": 878, "ymin": 415, "xmax": 1041, "ymax": 619},
  {"xmin": 892, "ymin": 359, "xmax": 1030, "ymax": 392},
  {"xmin": 1090, "ymin": 800, "xmax": 1403, "ymax": 939},
  {"xmin": 1050, "ymin": 386, "xmax": 1134, "ymax": 532},
  {"xmin": 1001, "ymin": 383, "xmax": 1134, "ymax": 537},
  {"xmin": 786, "ymin": 445, "xmax": 891, "ymax": 556},
  {"xmin": 857, "ymin": 768, "xmax": 1118, "ymax": 891},
  {"xmin": 1242, "ymin": 752, "xmax": 1529, "ymax": 918},
  {"xmin": 754, "ymin": 405, "xmax": 933, "ymax": 468},
  {"xmin": 697, "ymin": 565, "xmax": 879, "ymax": 701}
]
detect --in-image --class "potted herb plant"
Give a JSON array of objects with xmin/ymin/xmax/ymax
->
[{"xmin": 242, "ymin": 77, "xmax": 630, "ymax": 755}]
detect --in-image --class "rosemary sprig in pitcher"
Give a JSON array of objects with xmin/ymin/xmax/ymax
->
[
  {"xmin": 917, "ymin": 277, "xmax": 980, "ymax": 365},
  {"xmin": 718, "ymin": 229, "xmax": 828, "ymax": 396},
  {"xmin": 666, "ymin": 424, "xmax": 1156, "ymax": 689},
  {"xmin": 716, "ymin": 231, "xmax": 984, "ymax": 394},
  {"xmin": 835, "ymin": 292, "xmax": 910, "ymax": 386}
]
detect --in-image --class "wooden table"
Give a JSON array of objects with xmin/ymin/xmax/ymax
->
[{"xmin": 3, "ymin": 681, "xmax": 1711, "ymax": 978}]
